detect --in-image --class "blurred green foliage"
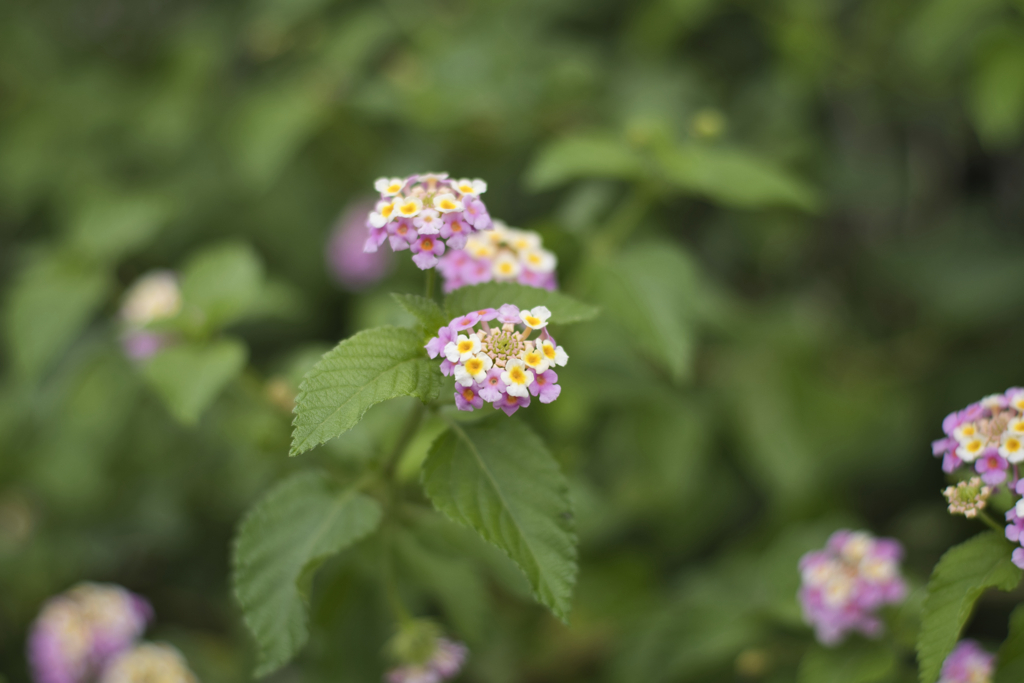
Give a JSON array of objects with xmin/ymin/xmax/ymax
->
[{"xmin": 3, "ymin": 0, "xmax": 1024, "ymax": 681}]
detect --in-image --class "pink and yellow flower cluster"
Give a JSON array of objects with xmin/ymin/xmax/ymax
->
[
  {"xmin": 425, "ymin": 304, "xmax": 568, "ymax": 416},
  {"xmin": 798, "ymin": 530, "xmax": 907, "ymax": 645},
  {"xmin": 437, "ymin": 221, "xmax": 557, "ymax": 293},
  {"xmin": 364, "ymin": 173, "xmax": 492, "ymax": 270}
]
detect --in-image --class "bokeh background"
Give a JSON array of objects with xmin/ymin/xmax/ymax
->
[{"xmin": 3, "ymin": 0, "xmax": 1024, "ymax": 681}]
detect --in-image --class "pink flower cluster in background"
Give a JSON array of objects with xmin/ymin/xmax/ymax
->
[
  {"xmin": 386, "ymin": 638, "xmax": 467, "ymax": 683},
  {"xmin": 932, "ymin": 389, "xmax": 1024, "ymax": 567},
  {"xmin": 938, "ymin": 640, "xmax": 995, "ymax": 683},
  {"xmin": 798, "ymin": 530, "xmax": 907, "ymax": 646},
  {"xmin": 328, "ymin": 200, "xmax": 392, "ymax": 290},
  {"xmin": 28, "ymin": 583, "xmax": 152, "ymax": 683},
  {"xmin": 100, "ymin": 643, "xmax": 197, "ymax": 683},
  {"xmin": 364, "ymin": 173, "xmax": 492, "ymax": 270},
  {"xmin": 425, "ymin": 304, "xmax": 568, "ymax": 416},
  {"xmin": 436, "ymin": 221, "xmax": 557, "ymax": 293}
]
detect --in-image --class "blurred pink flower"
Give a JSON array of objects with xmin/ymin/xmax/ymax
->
[{"xmin": 328, "ymin": 200, "xmax": 392, "ymax": 290}]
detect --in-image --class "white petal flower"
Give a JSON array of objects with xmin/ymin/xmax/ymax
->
[
  {"xmin": 953, "ymin": 423, "xmax": 978, "ymax": 444},
  {"xmin": 519, "ymin": 348, "xmax": 550, "ymax": 374},
  {"xmin": 394, "ymin": 195, "xmax": 424, "ymax": 219},
  {"xmin": 461, "ymin": 354, "xmax": 492, "ymax": 382},
  {"xmin": 505, "ymin": 228, "xmax": 541, "ymax": 252},
  {"xmin": 465, "ymin": 236, "xmax": 497, "ymax": 259},
  {"xmin": 453, "ymin": 178, "xmax": 487, "ymax": 196},
  {"xmin": 520, "ymin": 248, "xmax": 557, "ymax": 273},
  {"xmin": 500, "ymin": 359, "xmax": 534, "ymax": 397},
  {"xmin": 368, "ymin": 198, "xmax": 396, "ymax": 227},
  {"xmin": 1001, "ymin": 434, "xmax": 1024, "ymax": 463},
  {"xmin": 449, "ymin": 334, "xmax": 480, "ymax": 362},
  {"xmin": 121, "ymin": 271, "xmax": 182, "ymax": 326},
  {"xmin": 1009, "ymin": 418, "xmax": 1024, "ymax": 436},
  {"xmin": 956, "ymin": 437, "xmax": 986, "ymax": 463},
  {"xmin": 540, "ymin": 339, "xmax": 568, "ymax": 367},
  {"xmin": 519, "ymin": 306, "xmax": 551, "ymax": 330},
  {"xmin": 375, "ymin": 177, "xmax": 406, "ymax": 196},
  {"xmin": 432, "ymin": 193, "xmax": 464, "ymax": 213},
  {"xmin": 453, "ymin": 364, "xmax": 475, "ymax": 387},
  {"xmin": 492, "ymin": 252, "xmax": 522, "ymax": 279}
]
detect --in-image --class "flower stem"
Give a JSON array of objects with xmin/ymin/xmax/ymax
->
[
  {"xmin": 425, "ymin": 268, "xmax": 436, "ymax": 299},
  {"xmin": 978, "ymin": 510, "xmax": 1004, "ymax": 534}
]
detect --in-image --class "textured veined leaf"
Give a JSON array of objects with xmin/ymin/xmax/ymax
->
[
  {"xmin": 444, "ymin": 283, "xmax": 599, "ymax": 325},
  {"xmin": 142, "ymin": 338, "xmax": 248, "ymax": 425},
  {"xmin": 232, "ymin": 471, "xmax": 382, "ymax": 677},
  {"xmin": 391, "ymin": 293, "xmax": 449, "ymax": 336},
  {"xmin": 290, "ymin": 326, "xmax": 442, "ymax": 455},
  {"xmin": 525, "ymin": 134, "xmax": 645, "ymax": 191},
  {"xmin": 996, "ymin": 604, "xmax": 1024, "ymax": 683},
  {"xmin": 798, "ymin": 641, "xmax": 898, "ymax": 683},
  {"xmin": 658, "ymin": 144, "xmax": 820, "ymax": 211},
  {"xmin": 422, "ymin": 418, "xmax": 578, "ymax": 621},
  {"xmin": 918, "ymin": 532, "xmax": 1022, "ymax": 683},
  {"xmin": 4, "ymin": 251, "xmax": 110, "ymax": 381}
]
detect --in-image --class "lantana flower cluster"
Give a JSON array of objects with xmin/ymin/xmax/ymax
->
[
  {"xmin": 436, "ymin": 221, "xmax": 557, "ymax": 293},
  {"xmin": 798, "ymin": 530, "xmax": 907, "ymax": 646},
  {"xmin": 364, "ymin": 173, "xmax": 492, "ymax": 270},
  {"xmin": 28, "ymin": 583, "xmax": 152, "ymax": 683},
  {"xmin": 932, "ymin": 388, "xmax": 1024, "ymax": 568},
  {"xmin": 939, "ymin": 640, "xmax": 995, "ymax": 683},
  {"xmin": 425, "ymin": 305, "xmax": 568, "ymax": 416},
  {"xmin": 119, "ymin": 270, "xmax": 182, "ymax": 360}
]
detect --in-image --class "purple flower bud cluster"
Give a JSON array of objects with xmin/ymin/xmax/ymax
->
[
  {"xmin": 798, "ymin": 530, "xmax": 907, "ymax": 646},
  {"xmin": 119, "ymin": 271, "xmax": 182, "ymax": 361},
  {"xmin": 364, "ymin": 173, "xmax": 492, "ymax": 270},
  {"xmin": 28, "ymin": 583, "xmax": 152, "ymax": 683},
  {"xmin": 328, "ymin": 200, "xmax": 392, "ymax": 290},
  {"xmin": 436, "ymin": 221, "xmax": 557, "ymax": 293},
  {"xmin": 933, "ymin": 389, "xmax": 1024, "ymax": 567},
  {"xmin": 425, "ymin": 305, "xmax": 568, "ymax": 416},
  {"xmin": 99, "ymin": 643, "xmax": 198, "ymax": 683},
  {"xmin": 386, "ymin": 638, "xmax": 467, "ymax": 683},
  {"xmin": 939, "ymin": 640, "xmax": 995, "ymax": 683}
]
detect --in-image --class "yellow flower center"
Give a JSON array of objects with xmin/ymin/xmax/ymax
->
[
  {"xmin": 509, "ymin": 367, "xmax": 526, "ymax": 383},
  {"xmin": 1007, "ymin": 438, "xmax": 1022, "ymax": 452},
  {"xmin": 962, "ymin": 425, "xmax": 976, "ymax": 437},
  {"xmin": 462, "ymin": 388, "xmax": 475, "ymax": 401},
  {"xmin": 457, "ymin": 340, "xmax": 474, "ymax": 353},
  {"xmin": 387, "ymin": 183, "xmax": 403, "ymax": 193},
  {"xmin": 465, "ymin": 358, "xmax": 483, "ymax": 374},
  {"xmin": 524, "ymin": 315, "xmax": 541, "ymax": 326},
  {"xmin": 524, "ymin": 352, "xmax": 543, "ymax": 367},
  {"xmin": 542, "ymin": 344, "xmax": 556, "ymax": 360},
  {"xmin": 499, "ymin": 263, "xmax": 514, "ymax": 275},
  {"xmin": 966, "ymin": 440, "xmax": 984, "ymax": 454},
  {"xmin": 381, "ymin": 204, "xmax": 394, "ymax": 218},
  {"xmin": 1013, "ymin": 422, "xmax": 1024, "ymax": 434},
  {"xmin": 400, "ymin": 202, "xmax": 418, "ymax": 215},
  {"xmin": 458, "ymin": 184, "xmax": 474, "ymax": 193},
  {"xmin": 438, "ymin": 199, "xmax": 457, "ymax": 211}
]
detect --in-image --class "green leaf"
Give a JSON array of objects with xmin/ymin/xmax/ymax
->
[
  {"xmin": 970, "ymin": 34, "xmax": 1024, "ymax": 149},
  {"xmin": 594, "ymin": 241, "xmax": 699, "ymax": 382},
  {"xmin": 232, "ymin": 471, "xmax": 382, "ymax": 677},
  {"xmin": 422, "ymin": 418, "xmax": 578, "ymax": 621},
  {"xmin": 68, "ymin": 193, "xmax": 170, "ymax": 262},
  {"xmin": 290, "ymin": 326, "xmax": 442, "ymax": 456},
  {"xmin": 798, "ymin": 640, "xmax": 898, "ymax": 683},
  {"xmin": 996, "ymin": 604, "xmax": 1024, "ymax": 683},
  {"xmin": 142, "ymin": 338, "xmax": 248, "ymax": 425},
  {"xmin": 444, "ymin": 283, "xmax": 599, "ymax": 325},
  {"xmin": 391, "ymin": 293, "xmax": 448, "ymax": 336},
  {"xmin": 918, "ymin": 532, "xmax": 1022, "ymax": 683},
  {"xmin": 658, "ymin": 144, "xmax": 820, "ymax": 211},
  {"xmin": 525, "ymin": 134, "xmax": 645, "ymax": 191},
  {"xmin": 4, "ymin": 251, "xmax": 111, "ymax": 380},
  {"xmin": 180, "ymin": 242, "xmax": 264, "ymax": 331}
]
